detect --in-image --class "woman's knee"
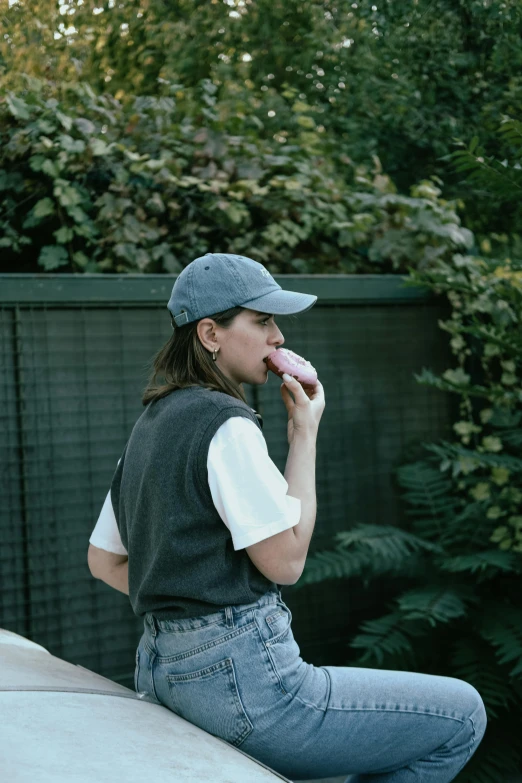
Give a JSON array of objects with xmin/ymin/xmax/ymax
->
[
  {"xmin": 468, "ymin": 685, "xmax": 487, "ymax": 745},
  {"xmin": 451, "ymin": 678, "xmax": 487, "ymax": 747}
]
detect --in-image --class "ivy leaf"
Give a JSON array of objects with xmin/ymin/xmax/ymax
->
[
  {"xmin": 58, "ymin": 135, "xmax": 86, "ymax": 154},
  {"xmin": 22, "ymin": 197, "xmax": 56, "ymax": 228},
  {"xmin": 442, "ymin": 368, "xmax": 471, "ymax": 386},
  {"xmin": 135, "ymin": 248, "xmax": 151, "ymax": 270},
  {"xmin": 38, "ymin": 245, "xmax": 69, "ymax": 270},
  {"xmin": 75, "ymin": 118, "xmax": 96, "ymax": 136},
  {"xmin": 29, "ymin": 155, "xmax": 46, "ymax": 173},
  {"xmin": 66, "ymin": 206, "xmax": 89, "ymax": 223},
  {"xmin": 54, "ymin": 226, "xmax": 74, "ymax": 243},
  {"xmin": 223, "ymin": 202, "xmax": 248, "ymax": 224},
  {"xmin": 72, "ymin": 251, "xmax": 90, "ymax": 268},
  {"xmin": 34, "ymin": 197, "xmax": 55, "ymax": 218},
  {"xmin": 36, "ymin": 119, "xmax": 56, "ymax": 135},
  {"xmin": 56, "ymin": 111, "xmax": 73, "ymax": 131},
  {"xmin": 54, "ymin": 180, "xmax": 82, "ymax": 207},
  {"xmin": 91, "ymin": 139, "xmax": 113, "ymax": 156},
  {"xmin": 7, "ymin": 94, "xmax": 30, "ymax": 120},
  {"xmin": 42, "ymin": 160, "xmax": 60, "ymax": 178},
  {"xmin": 162, "ymin": 253, "xmax": 182, "ymax": 273}
]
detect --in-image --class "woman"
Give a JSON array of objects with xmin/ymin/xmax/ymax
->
[{"xmin": 88, "ymin": 253, "xmax": 486, "ymax": 782}]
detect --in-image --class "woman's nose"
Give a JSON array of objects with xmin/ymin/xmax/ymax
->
[{"xmin": 272, "ymin": 327, "xmax": 284, "ymax": 346}]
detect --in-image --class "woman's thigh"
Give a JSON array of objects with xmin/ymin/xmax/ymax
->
[
  {"xmin": 136, "ymin": 597, "xmax": 486, "ymax": 782},
  {"xmin": 275, "ymin": 666, "xmax": 486, "ymax": 781},
  {"xmin": 239, "ymin": 601, "xmax": 485, "ymax": 780}
]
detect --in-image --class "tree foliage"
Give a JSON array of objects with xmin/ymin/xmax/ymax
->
[
  {"xmin": 0, "ymin": 78, "xmax": 473, "ymax": 273},
  {"xmin": 2, "ymin": 0, "xmax": 522, "ymax": 237}
]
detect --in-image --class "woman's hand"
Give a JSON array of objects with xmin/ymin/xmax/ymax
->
[{"xmin": 280, "ymin": 375, "xmax": 325, "ymax": 445}]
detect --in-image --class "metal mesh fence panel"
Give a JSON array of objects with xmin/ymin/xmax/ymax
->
[{"xmin": 0, "ymin": 275, "xmax": 453, "ymax": 686}]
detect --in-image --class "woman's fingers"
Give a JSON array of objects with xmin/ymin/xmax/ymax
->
[
  {"xmin": 280, "ymin": 382, "xmax": 295, "ymax": 415},
  {"xmin": 281, "ymin": 374, "xmax": 325, "ymax": 435},
  {"xmin": 308, "ymin": 379, "xmax": 324, "ymax": 402},
  {"xmin": 281, "ymin": 373, "xmax": 310, "ymax": 405}
]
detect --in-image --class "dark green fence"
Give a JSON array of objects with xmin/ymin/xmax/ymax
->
[{"xmin": 0, "ymin": 274, "xmax": 453, "ymax": 688}]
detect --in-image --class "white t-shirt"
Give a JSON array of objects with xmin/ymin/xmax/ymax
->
[{"xmin": 89, "ymin": 416, "xmax": 301, "ymax": 555}]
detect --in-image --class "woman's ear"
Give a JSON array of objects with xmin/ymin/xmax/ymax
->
[{"xmin": 196, "ymin": 318, "xmax": 218, "ymax": 352}]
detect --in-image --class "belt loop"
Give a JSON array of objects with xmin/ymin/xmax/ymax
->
[
  {"xmin": 225, "ymin": 606, "xmax": 234, "ymax": 628},
  {"xmin": 147, "ymin": 613, "xmax": 158, "ymax": 638}
]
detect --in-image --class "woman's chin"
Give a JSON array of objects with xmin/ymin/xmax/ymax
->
[{"xmin": 244, "ymin": 368, "xmax": 269, "ymax": 386}]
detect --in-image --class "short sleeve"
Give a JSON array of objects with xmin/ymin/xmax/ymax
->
[
  {"xmin": 89, "ymin": 489, "xmax": 128, "ymax": 555},
  {"xmin": 207, "ymin": 417, "xmax": 301, "ymax": 551}
]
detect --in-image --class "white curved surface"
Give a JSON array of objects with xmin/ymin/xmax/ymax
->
[
  {"xmin": 0, "ymin": 691, "xmax": 290, "ymax": 782},
  {"xmin": 0, "ymin": 634, "xmax": 131, "ymax": 693},
  {"xmin": 0, "ymin": 627, "xmax": 290, "ymax": 782},
  {"xmin": 0, "ymin": 628, "xmax": 49, "ymax": 653}
]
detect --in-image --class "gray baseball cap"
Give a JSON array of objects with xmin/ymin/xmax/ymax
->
[{"xmin": 168, "ymin": 253, "xmax": 317, "ymax": 327}]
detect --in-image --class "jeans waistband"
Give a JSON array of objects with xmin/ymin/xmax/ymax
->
[{"xmin": 145, "ymin": 589, "xmax": 282, "ymax": 637}]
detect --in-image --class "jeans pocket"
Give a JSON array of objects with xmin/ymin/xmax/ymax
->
[
  {"xmin": 265, "ymin": 604, "xmax": 292, "ymax": 642},
  {"xmin": 166, "ymin": 657, "xmax": 253, "ymax": 748}
]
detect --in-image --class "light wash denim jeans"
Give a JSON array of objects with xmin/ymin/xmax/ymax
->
[{"xmin": 135, "ymin": 590, "xmax": 486, "ymax": 782}]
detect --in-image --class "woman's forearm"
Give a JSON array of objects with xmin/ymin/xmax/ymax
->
[
  {"xmin": 88, "ymin": 545, "xmax": 129, "ymax": 595},
  {"xmin": 284, "ymin": 432, "xmax": 317, "ymax": 570},
  {"xmin": 99, "ymin": 561, "xmax": 129, "ymax": 595}
]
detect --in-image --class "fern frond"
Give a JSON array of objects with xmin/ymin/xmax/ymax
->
[
  {"xmin": 297, "ymin": 524, "xmax": 439, "ymax": 588},
  {"xmin": 449, "ymin": 129, "xmax": 522, "ymax": 202},
  {"xmin": 441, "ymin": 550, "xmax": 519, "ymax": 576},
  {"xmin": 499, "ymin": 117, "xmax": 522, "ymax": 149},
  {"xmin": 413, "ymin": 368, "xmax": 516, "ymax": 404},
  {"xmin": 412, "ymin": 500, "xmax": 490, "ymax": 547},
  {"xmin": 297, "ymin": 548, "xmax": 373, "ymax": 586},
  {"xmin": 396, "ymin": 460, "xmax": 459, "ymax": 521},
  {"xmin": 501, "ymin": 426, "xmax": 522, "ymax": 448},
  {"xmin": 487, "ymin": 408, "xmax": 522, "ymax": 429},
  {"xmin": 334, "ymin": 524, "xmax": 443, "ymax": 556},
  {"xmin": 396, "ymin": 585, "xmax": 476, "ymax": 626},
  {"xmin": 426, "ymin": 442, "xmax": 522, "ymax": 473},
  {"xmin": 350, "ymin": 611, "xmax": 425, "ymax": 667},
  {"xmin": 479, "ymin": 607, "xmax": 522, "ymax": 678}
]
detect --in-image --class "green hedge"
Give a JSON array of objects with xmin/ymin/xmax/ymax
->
[
  {"xmin": 3, "ymin": 0, "xmax": 522, "ymax": 242},
  {"xmin": 1, "ymin": 78, "xmax": 473, "ymax": 274}
]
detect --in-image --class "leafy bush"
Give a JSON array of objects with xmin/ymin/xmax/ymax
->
[
  {"xmin": 450, "ymin": 118, "xmax": 522, "ymax": 256},
  {"xmin": 293, "ymin": 115, "xmax": 522, "ymax": 781},
  {"xmin": 0, "ymin": 77, "xmax": 473, "ymax": 273},
  {"xmin": 295, "ymin": 251, "xmax": 522, "ymax": 782},
  {"xmin": 2, "ymin": 0, "xmax": 522, "ymax": 240}
]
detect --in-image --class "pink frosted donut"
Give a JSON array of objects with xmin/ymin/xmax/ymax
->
[{"xmin": 265, "ymin": 348, "xmax": 318, "ymax": 389}]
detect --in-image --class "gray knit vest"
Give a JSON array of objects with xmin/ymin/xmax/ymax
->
[{"xmin": 111, "ymin": 385, "xmax": 278, "ymax": 620}]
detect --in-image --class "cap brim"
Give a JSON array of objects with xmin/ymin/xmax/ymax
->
[{"xmin": 240, "ymin": 290, "xmax": 317, "ymax": 316}]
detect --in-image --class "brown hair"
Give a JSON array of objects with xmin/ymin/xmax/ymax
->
[{"xmin": 142, "ymin": 306, "xmax": 247, "ymax": 406}]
